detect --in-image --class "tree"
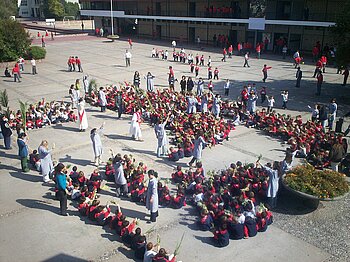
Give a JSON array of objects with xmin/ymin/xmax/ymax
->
[
  {"xmin": 64, "ymin": 1, "xmax": 80, "ymax": 18},
  {"xmin": 0, "ymin": 0, "xmax": 18, "ymax": 19},
  {"xmin": 331, "ymin": 1, "xmax": 350, "ymax": 67},
  {"xmin": 0, "ymin": 19, "xmax": 31, "ymax": 62},
  {"xmin": 42, "ymin": 0, "xmax": 65, "ymax": 19}
]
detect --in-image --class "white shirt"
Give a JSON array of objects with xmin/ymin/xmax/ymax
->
[
  {"xmin": 31, "ymin": 59, "xmax": 36, "ymax": 66},
  {"xmin": 144, "ymin": 250, "xmax": 157, "ymax": 262},
  {"xmin": 267, "ymin": 98, "xmax": 275, "ymax": 107},
  {"xmin": 282, "ymin": 93, "xmax": 288, "ymax": 102},
  {"xmin": 224, "ymin": 81, "xmax": 230, "ymax": 89},
  {"xmin": 244, "ymin": 54, "xmax": 249, "ymax": 60},
  {"xmin": 125, "ymin": 52, "xmax": 132, "ymax": 59},
  {"xmin": 171, "ymin": 40, "xmax": 176, "ymax": 47}
]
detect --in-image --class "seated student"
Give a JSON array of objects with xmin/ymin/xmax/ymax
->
[
  {"xmin": 71, "ymin": 183, "xmax": 81, "ymax": 200},
  {"xmin": 170, "ymin": 187, "xmax": 186, "ymax": 209},
  {"xmin": 158, "ymin": 182, "xmax": 171, "ymax": 207},
  {"xmin": 77, "ymin": 171, "xmax": 86, "ymax": 188},
  {"xmin": 213, "ymin": 223, "xmax": 230, "ymax": 247},
  {"xmin": 69, "ymin": 166, "xmax": 79, "ymax": 184},
  {"xmin": 177, "ymin": 144, "xmax": 184, "ymax": 159},
  {"xmin": 144, "ymin": 242, "xmax": 159, "ymax": 262},
  {"xmin": 29, "ymin": 149, "xmax": 41, "ymax": 171},
  {"xmin": 4, "ymin": 67, "xmax": 11, "ymax": 77},
  {"xmin": 78, "ymin": 196, "xmax": 90, "ymax": 216},
  {"xmin": 105, "ymin": 159, "xmax": 115, "ymax": 181},
  {"xmin": 171, "ymin": 166, "xmax": 185, "ymax": 183},
  {"xmin": 95, "ymin": 204, "xmax": 112, "ymax": 226},
  {"xmin": 120, "ymin": 219, "xmax": 137, "ymax": 245},
  {"xmin": 152, "ymin": 248, "xmax": 176, "ymax": 262},
  {"xmin": 130, "ymin": 181, "xmax": 146, "ymax": 203},
  {"xmin": 87, "ymin": 169, "xmax": 102, "ymax": 191},
  {"xmin": 87, "ymin": 199, "xmax": 100, "ymax": 220},
  {"xmin": 109, "ymin": 205, "xmax": 123, "ymax": 229},
  {"xmin": 168, "ymin": 147, "xmax": 180, "ymax": 162},
  {"xmin": 256, "ymin": 210, "xmax": 270, "ymax": 232},
  {"xmin": 197, "ymin": 209, "xmax": 213, "ymax": 231},
  {"xmin": 244, "ymin": 216, "xmax": 258, "ymax": 238},
  {"xmin": 184, "ymin": 141, "xmax": 194, "ymax": 157},
  {"xmin": 228, "ymin": 217, "xmax": 245, "ymax": 240}
]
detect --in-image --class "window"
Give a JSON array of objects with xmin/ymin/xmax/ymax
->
[
  {"xmin": 21, "ymin": 0, "xmax": 28, "ymax": 6},
  {"xmin": 22, "ymin": 11, "xmax": 28, "ymax": 14}
]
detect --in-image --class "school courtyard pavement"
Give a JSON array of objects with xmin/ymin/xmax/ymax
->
[{"xmin": 0, "ymin": 34, "xmax": 349, "ymax": 262}]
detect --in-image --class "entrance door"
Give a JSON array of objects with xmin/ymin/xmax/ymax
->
[
  {"xmin": 289, "ymin": 34, "xmax": 301, "ymax": 52},
  {"xmin": 156, "ymin": 25, "xmax": 162, "ymax": 39},
  {"xmin": 188, "ymin": 27, "xmax": 195, "ymax": 43},
  {"xmin": 156, "ymin": 2, "xmax": 161, "ymax": 16},
  {"xmin": 189, "ymin": 2, "xmax": 196, "ymax": 17},
  {"xmin": 229, "ymin": 30, "xmax": 237, "ymax": 45}
]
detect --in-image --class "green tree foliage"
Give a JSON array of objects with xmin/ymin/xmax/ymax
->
[
  {"xmin": 0, "ymin": 0, "xmax": 18, "ymax": 19},
  {"xmin": 331, "ymin": 1, "xmax": 350, "ymax": 67},
  {"xmin": 0, "ymin": 19, "xmax": 31, "ymax": 62},
  {"xmin": 64, "ymin": 1, "xmax": 80, "ymax": 18},
  {"xmin": 42, "ymin": 0, "xmax": 65, "ymax": 19}
]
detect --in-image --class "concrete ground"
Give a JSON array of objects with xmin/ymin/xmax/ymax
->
[{"xmin": 0, "ymin": 34, "xmax": 349, "ymax": 262}]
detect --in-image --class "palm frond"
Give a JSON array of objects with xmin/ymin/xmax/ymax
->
[
  {"xmin": 19, "ymin": 100, "xmax": 29, "ymax": 131},
  {"xmin": 0, "ymin": 90, "xmax": 9, "ymax": 109}
]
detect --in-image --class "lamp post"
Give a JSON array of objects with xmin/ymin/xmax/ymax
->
[{"xmin": 110, "ymin": 0, "xmax": 114, "ymax": 35}]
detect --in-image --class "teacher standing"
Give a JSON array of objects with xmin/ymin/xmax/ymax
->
[
  {"xmin": 91, "ymin": 122, "xmax": 105, "ymax": 165},
  {"xmin": 38, "ymin": 140, "xmax": 54, "ymax": 183},
  {"xmin": 55, "ymin": 163, "xmax": 68, "ymax": 216},
  {"xmin": 146, "ymin": 170, "xmax": 159, "ymax": 223}
]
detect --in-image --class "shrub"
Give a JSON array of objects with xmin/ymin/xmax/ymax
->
[
  {"xmin": 284, "ymin": 164, "xmax": 349, "ymax": 199},
  {"xmin": 0, "ymin": 19, "xmax": 31, "ymax": 62},
  {"xmin": 26, "ymin": 46, "xmax": 47, "ymax": 60}
]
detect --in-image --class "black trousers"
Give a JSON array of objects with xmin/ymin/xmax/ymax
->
[
  {"xmin": 57, "ymin": 190, "xmax": 67, "ymax": 215},
  {"xmin": 150, "ymin": 210, "xmax": 159, "ymax": 222}
]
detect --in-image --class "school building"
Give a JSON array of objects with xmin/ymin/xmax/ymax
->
[{"xmin": 80, "ymin": 0, "xmax": 344, "ymax": 52}]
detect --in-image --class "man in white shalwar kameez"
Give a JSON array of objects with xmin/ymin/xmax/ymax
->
[
  {"xmin": 129, "ymin": 109, "xmax": 142, "ymax": 140},
  {"xmin": 261, "ymin": 161, "xmax": 280, "ymax": 209},
  {"xmin": 187, "ymin": 94, "xmax": 198, "ymax": 114},
  {"xmin": 77, "ymin": 98, "xmax": 88, "ymax": 131},
  {"xmin": 154, "ymin": 114, "xmax": 170, "ymax": 157},
  {"xmin": 90, "ymin": 122, "xmax": 105, "ymax": 165}
]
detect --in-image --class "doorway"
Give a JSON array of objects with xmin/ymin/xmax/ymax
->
[
  {"xmin": 189, "ymin": 2, "xmax": 196, "ymax": 17},
  {"xmin": 156, "ymin": 25, "xmax": 162, "ymax": 39},
  {"xmin": 188, "ymin": 27, "xmax": 195, "ymax": 43}
]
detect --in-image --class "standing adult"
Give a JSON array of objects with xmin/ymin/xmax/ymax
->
[
  {"xmin": 69, "ymin": 84, "xmax": 80, "ymax": 109},
  {"xmin": 55, "ymin": 163, "xmax": 68, "ymax": 216},
  {"xmin": 282, "ymin": 45, "xmax": 287, "ymax": 59},
  {"xmin": 247, "ymin": 92, "xmax": 258, "ymax": 114},
  {"xmin": 145, "ymin": 72, "xmax": 155, "ymax": 92},
  {"xmin": 30, "ymin": 58, "xmax": 37, "ymax": 75},
  {"xmin": 295, "ymin": 67, "xmax": 302, "ymax": 87},
  {"xmin": 329, "ymin": 138, "xmax": 345, "ymax": 172},
  {"xmin": 99, "ymin": 87, "xmax": 107, "ymax": 112},
  {"xmin": 186, "ymin": 77, "xmax": 194, "ymax": 93},
  {"xmin": 113, "ymin": 154, "xmax": 128, "ymax": 197},
  {"xmin": 133, "ymin": 71, "xmax": 141, "ymax": 88},
  {"xmin": 125, "ymin": 50, "xmax": 132, "ymax": 67},
  {"xmin": 186, "ymin": 93, "xmax": 198, "ymax": 114},
  {"xmin": 83, "ymin": 75, "xmax": 89, "ymax": 94},
  {"xmin": 0, "ymin": 115, "xmax": 12, "ymax": 149},
  {"xmin": 260, "ymin": 161, "xmax": 280, "ymax": 209},
  {"xmin": 154, "ymin": 114, "xmax": 170, "ymax": 157},
  {"xmin": 146, "ymin": 170, "xmax": 159, "ymax": 222},
  {"xmin": 189, "ymin": 131, "xmax": 207, "ymax": 166},
  {"xmin": 212, "ymin": 94, "xmax": 221, "ymax": 118},
  {"xmin": 90, "ymin": 122, "xmax": 105, "ymax": 165},
  {"xmin": 77, "ymin": 98, "xmax": 88, "ymax": 132},
  {"xmin": 17, "ymin": 133, "xmax": 29, "ymax": 172},
  {"xmin": 328, "ymin": 98, "xmax": 338, "ymax": 131},
  {"xmin": 129, "ymin": 108, "xmax": 142, "ymax": 141},
  {"xmin": 224, "ymin": 79, "xmax": 230, "ymax": 96},
  {"xmin": 115, "ymin": 91, "xmax": 124, "ymax": 119},
  {"xmin": 195, "ymin": 77, "xmax": 204, "ymax": 96},
  {"xmin": 171, "ymin": 40, "xmax": 176, "ymax": 51},
  {"xmin": 18, "ymin": 56, "xmax": 25, "ymax": 72},
  {"xmin": 316, "ymin": 71, "xmax": 323, "ymax": 96},
  {"xmin": 243, "ymin": 52, "xmax": 250, "ymax": 67},
  {"xmin": 38, "ymin": 140, "xmax": 54, "ymax": 182}
]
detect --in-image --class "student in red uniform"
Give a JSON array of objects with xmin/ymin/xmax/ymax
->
[
  {"xmin": 256, "ymin": 43, "xmax": 261, "ymax": 59},
  {"xmin": 128, "ymin": 38, "xmax": 133, "ymax": 49},
  {"xmin": 195, "ymin": 65, "xmax": 200, "ymax": 77},
  {"xmin": 76, "ymin": 56, "xmax": 83, "ymax": 72},
  {"xmin": 207, "ymin": 66, "xmax": 213, "ymax": 80},
  {"xmin": 213, "ymin": 223, "xmax": 230, "ymax": 247},
  {"xmin": 221, "ymin": 48, "xmax": 227, "ymax": 62},
  {"xmin": 320, "ymin": 55, "xmax": 327, "ymax": 73},
  {"xmin": 12, "ymin": 64, "xmax": 21, "ymax": 82},
  {"xmin": 262, "ymin": 64, "xmax": 272, "ymax": 82},
  {"xmin": 152, "ymin": 248, "xmax": 176, "ymax": 262},
  {"xmin": 214, "ymin": 67, "xmax": 219, "ymax": 80}
]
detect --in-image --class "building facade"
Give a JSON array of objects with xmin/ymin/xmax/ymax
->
[
  {"xmin": 18, "ymin": 0, "xmax": 42, "ymax": 18},
  {"xmin": 80, "ymin": 0, "xmax": 343, "ymax": 52}
]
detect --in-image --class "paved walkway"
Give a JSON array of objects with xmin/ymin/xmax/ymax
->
[{"xmin": 0, "ymin": 35, "xmax": 349, "ymax": 262}]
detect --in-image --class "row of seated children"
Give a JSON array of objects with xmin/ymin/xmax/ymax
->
[
  {"xmin": 5, "ymin": 99, "xmax": 77, "ymax": 130},
  {"xmin": 77, "ymin": 198, "xmax": 177, "ymax": 261},
  {"xmin": 169, "ymin": 161, "xmax": 273, "ymax": 247}
]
